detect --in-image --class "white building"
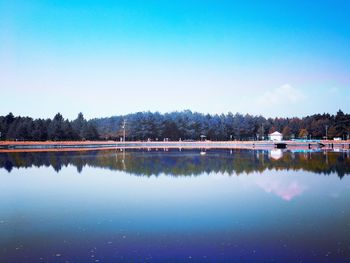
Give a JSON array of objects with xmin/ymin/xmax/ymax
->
[{"xmin": 269, "ymin": 131, "xmax": 283, "ymax": 141}]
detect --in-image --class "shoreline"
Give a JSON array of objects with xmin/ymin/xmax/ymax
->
[{"xmin": 0, "ymin": 140, "xmax": 349, "ymax": 153}]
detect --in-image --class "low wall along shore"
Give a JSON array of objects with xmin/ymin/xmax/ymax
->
[{"xmin": 0, "ymin": 140, "xmax": 349, "ymax": 152}]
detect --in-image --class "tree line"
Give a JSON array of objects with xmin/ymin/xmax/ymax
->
[
  {"xmin": 0, "ymin": 110, "xmax": 349, "ymax": 141},
  {"xmin": 0, "ymin": 113, "xmax": 98, "ymax": 141},
  {"xmin": 92, "ymin": 109, "xmax": 350, "ymax": 141}
]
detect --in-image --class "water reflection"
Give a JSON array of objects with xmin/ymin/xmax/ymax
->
[
  {"xmin": 1, "ymin": 149, "xmax": 349, "ymax": 178},
  {"xmin": 255, "ymin": 176, "xmax": 307, "ymax": 201},
  {"xmin": 269, "ymin": 149, "xmax": 284, "ymax": 160},
  {"xmin": 1, "ymin": 149, "xmax": 350, "ymax": 262}
]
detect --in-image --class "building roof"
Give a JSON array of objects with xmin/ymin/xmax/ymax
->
[{"xmin": 269, "ymin": 131, "xmax": 282, "ymax": 136}]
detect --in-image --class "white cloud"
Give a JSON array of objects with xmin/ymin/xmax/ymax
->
[{"xmin": 257, "ymin": 84, "xmax": 306, "ymax": 106}]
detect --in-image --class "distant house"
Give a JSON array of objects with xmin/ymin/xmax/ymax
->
[{"xmin": 269, "ymin": 131, "xmax": 283, "ymax": 141}]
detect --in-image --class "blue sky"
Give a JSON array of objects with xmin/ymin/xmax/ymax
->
[{"xmin": 1, "ymin": 0, "xmax": 350, "ymax": 119}]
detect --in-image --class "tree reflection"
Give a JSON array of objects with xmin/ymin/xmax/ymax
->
[{"xmin": 0, "ymin": 149, "xmax": 349, "ymax": 178}]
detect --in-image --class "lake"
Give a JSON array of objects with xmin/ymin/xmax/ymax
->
[{"xmin": 0, "ymin": 149, "xmax": 350, "ymax": 262}]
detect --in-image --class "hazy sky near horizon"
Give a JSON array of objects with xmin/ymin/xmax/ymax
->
[{"xmin": 1, "ymin": 0, "xmax": 350, "ymax": 120}]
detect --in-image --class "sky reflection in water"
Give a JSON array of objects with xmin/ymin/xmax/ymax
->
[{"xmin": 0, "ymin": 149, "xmax": 349, "ymax": 262}]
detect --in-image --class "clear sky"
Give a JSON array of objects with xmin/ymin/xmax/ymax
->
[{"xmin": 1, "ymin": 0, "xmax": 349, "ymax": 120}]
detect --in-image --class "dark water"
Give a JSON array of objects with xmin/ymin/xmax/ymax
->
[{"xmin": 0, "ymin": 149, "xmax": 350, "ymax": 263}]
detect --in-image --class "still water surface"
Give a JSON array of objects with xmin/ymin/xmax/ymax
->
[{"xmin": 0, "ymin": 149, "xmax": 350, "ymax": 262}]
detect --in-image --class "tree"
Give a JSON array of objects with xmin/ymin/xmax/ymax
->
[
  {"xmin": 328, "ymin": 126, "xmax": 337, "ymax": 139},
  {"xmin": 72, "ymin": 112, "xmax": 87, "ymax": 139},
  {"xmin": 48, "ymin": 113, "xmax": 65, "ymax": 140},
  {"xmin": 82, "ymin": 123, "xmax": 99, "ymax": 140},
  {"xmin": 298, "ymin": 128, "xmax": 309, "ymax": 139},
  {"xmin": 282, "ymin": 126, "xmax": 292, "ymax": 139}
]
